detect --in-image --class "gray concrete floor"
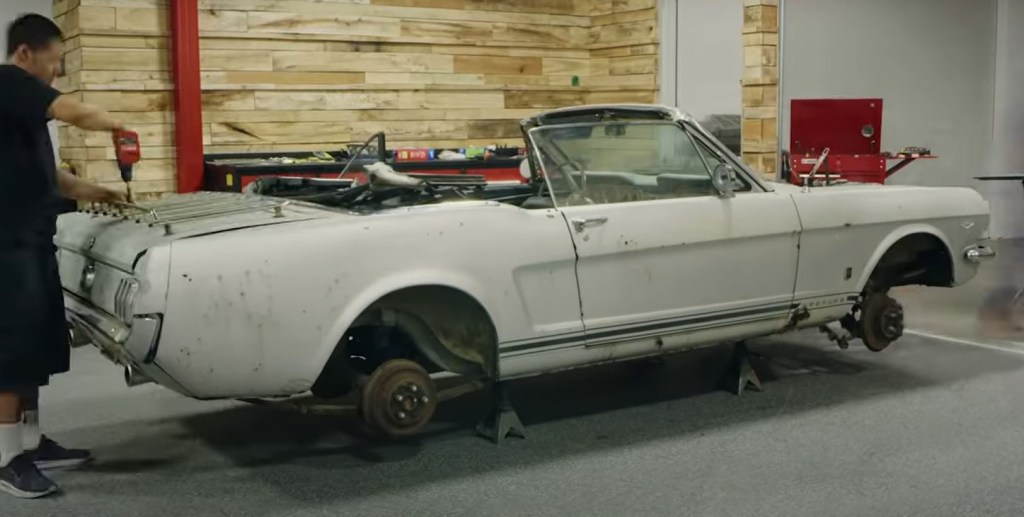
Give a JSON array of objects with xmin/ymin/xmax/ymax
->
[
  {"xmin": 895, "ymin": 238, "xmax": 1024, "ymax": 341},
  {"xmin": 9, "ymin": 241, "xmax": 1024, "ymax": 516}
]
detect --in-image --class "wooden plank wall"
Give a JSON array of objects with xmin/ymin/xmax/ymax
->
[
  {"xmin": 53, "ymin": 0, "xmax": 660, "ymax": 198},
  {"xmin": 589, "ymin": 0, "xmax": 659, "ymax": 105},
  {"xmin": 740, "ymin": 0, "xmax": 779, "ymax": 178}
]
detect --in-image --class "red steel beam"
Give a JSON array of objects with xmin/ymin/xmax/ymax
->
[{"xmin": 170, "ymin": 0, "xmax": 204, "ymax": 193}]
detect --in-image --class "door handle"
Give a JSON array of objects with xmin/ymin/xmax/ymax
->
[{"xmin": 571, "ymin": 216, "xmax": 608, "ymax": 232}]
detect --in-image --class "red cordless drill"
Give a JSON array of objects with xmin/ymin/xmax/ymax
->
[{"xmin": 113, "ymin": 130, "xmax": 140, "ymax": 203}]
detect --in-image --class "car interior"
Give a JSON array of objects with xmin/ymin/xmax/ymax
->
[{"xmin": 245, "ymin": 121, "xmax": 753, "ymax": 212}]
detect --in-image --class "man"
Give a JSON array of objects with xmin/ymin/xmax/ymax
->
[{"xmin": 0, "ymin": 14, "xmax": 128, "ymax": 499}]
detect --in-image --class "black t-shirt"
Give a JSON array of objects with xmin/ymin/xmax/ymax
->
[{"xmin": 0, "ymin": 64, "xmax": 62, "ymax": 250}]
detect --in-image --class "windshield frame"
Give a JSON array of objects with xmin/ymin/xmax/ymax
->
[
  {"xmin": 681, "ymin": 116, "xmax": 772, "ymax": 191},
  {"xmin": 526, "ymin": 118, "xmax": 768, "ymax": 207}
]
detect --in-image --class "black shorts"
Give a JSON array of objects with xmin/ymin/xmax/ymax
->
[{"xmin": 0, "ymin": 245, "xmax": 70, "ymax": 391}]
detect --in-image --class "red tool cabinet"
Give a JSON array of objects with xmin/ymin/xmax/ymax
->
[{"xmin": 784, "ymin": 98, "xmax": 936, "ymax": 186}]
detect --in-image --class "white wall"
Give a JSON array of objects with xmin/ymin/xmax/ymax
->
[
  {"xmin": 984, "ymin": 0, "xmax": 1024, "ymax": 238},
  {"xmin": 1, "ymin": 0, "xmax": 59, "ymax": 163},
  {"xmin": 780, "ymin": 0, "xmax": 997, "ymax": 190},
  {"xmin": 660, "ymin": 0, "xmax": 744, "ymax": 119},
  {"xmin": 0, "ymin": 0, "xmax": 52, "ymax": 36}
]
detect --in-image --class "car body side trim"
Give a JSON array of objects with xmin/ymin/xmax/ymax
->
[{"xmin": 501, "ymin": 302, "xmax": 797, "ymax": 354}]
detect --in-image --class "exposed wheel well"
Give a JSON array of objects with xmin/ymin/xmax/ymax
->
[
  {"xmin": 868, "ymin": 233, "xmax": 954, "ymax": 290},
  {"xmin": 311, "ymin": 286, "xmax": 497, "ymax": 398}
]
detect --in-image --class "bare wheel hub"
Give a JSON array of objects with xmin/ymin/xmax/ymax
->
[
  {"xmin": 388, "ymin": 382, "xmax": 431, "ymax": 425},
  {"xmin": 859, "ymin": 292, "xmax": 905, "ymax": 352},
  {"xmin": 879, "ymin": 305, "xmax": 905, "ymax": 340},
  {"xmin": 360, "ymin": 359, "xmax": 437, "ymax": 438}
]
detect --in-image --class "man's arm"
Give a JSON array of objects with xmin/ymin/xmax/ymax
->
[
  {"xmin": 56, "ymin": 169, "xmax": 126, "ymax": 203},
  {"xmin": 48, "ymin": 95, "xmax": 123, "ymax": 132}
]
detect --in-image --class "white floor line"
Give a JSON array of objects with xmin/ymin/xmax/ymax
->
[{"xmin": 906, "ymin": 329, "xmax": 1024, "ymax": 356}]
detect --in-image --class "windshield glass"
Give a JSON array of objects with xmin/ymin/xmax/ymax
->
[{"xmin": 528, "ymin": 121, "xmax": 748, "ymax": 206}]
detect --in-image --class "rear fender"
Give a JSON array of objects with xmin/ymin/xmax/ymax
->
[{"xmin": 309, "ymin": 269, "xmax": 495, "ymax": 382}]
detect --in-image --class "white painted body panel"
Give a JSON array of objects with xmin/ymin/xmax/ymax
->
[
  {"xmin": 159, "ymin": 203, "xmax": 584, "ymax": 397},
  {"xmin": 56, "ymin": 180, "xmax": 990, "ymax": 399},
  {"xmin": 564, "ymin": 191, "xmax": 801, "ymax": 334},
  {"xmin": 60, "ymin": 200, "xmax": 584, "ymax": 397},
  {"xmin": 53, "ymin": 103, "xmax": 992, "ymax": 401},
  {"xmin": 491, "ymin": 191, "xmax": 801, "ymax": 378},
  {"xmin": 777, "ymin": 182, "xmax": 990, "ymax": 326}
]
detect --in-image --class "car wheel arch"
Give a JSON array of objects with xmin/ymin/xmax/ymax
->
[
  {"xmin": 857, "ymin": 224, "xmax": 955, "ymax": 293},
  {"xmin": 312, "ymin": 282, "xmax": 500, "ymax": 396}
]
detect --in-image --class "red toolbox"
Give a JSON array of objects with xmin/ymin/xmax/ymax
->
[{"xmin": 784, "ymin": 98, "xmax": 936, "ymax": 186}]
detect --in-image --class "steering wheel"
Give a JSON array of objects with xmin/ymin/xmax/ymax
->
[
  {"xmin": 542, "ymin": 162, "xmax": 592, "ymax": 206},
  {"xmin": 564, "ymin": 192, "xmax": 596, "ymax": 206}
]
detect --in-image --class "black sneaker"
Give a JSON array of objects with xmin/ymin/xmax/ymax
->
[
  {"xmin": 0, "ymin": 454, "xmax": 59, "ymax": 499},
  {"xmin": 26, "ymin": 436, "xmax": 93, "ymax": 470}
]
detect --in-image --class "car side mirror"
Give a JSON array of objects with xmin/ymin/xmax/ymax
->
[{"xmin": 712, "ymin": 163, "xmax": 737, "ymax": 198}]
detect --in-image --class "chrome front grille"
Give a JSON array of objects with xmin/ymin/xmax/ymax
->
[{"xmin": 114, "ymin": 278, "xmax": 139, "ymax": 322}]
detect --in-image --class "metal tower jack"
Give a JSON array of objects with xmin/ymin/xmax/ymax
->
[
  {"xmin": 476, "ymin": 381, "xmax": 526, "ymax": 444},
  {"xmin": 723, "ymin": 342, "xmax": 765, "ymax": 396}
]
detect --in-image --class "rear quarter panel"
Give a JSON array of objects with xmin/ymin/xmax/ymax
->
[{"xmin": 155, "ymin": 202, "xmax": 580, "ymax": 399}]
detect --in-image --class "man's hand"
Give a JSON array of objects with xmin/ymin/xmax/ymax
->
[
  {"xmin": 56, "ymin": 169, "xmax": 127, "ymax": 204},
  {"xmin": 48, "ymin": 97, "xmax": 133, "ymax": 203},
  {"xmin": 93, "ymin": 186, "xmax": 128, "ymax": 204}
]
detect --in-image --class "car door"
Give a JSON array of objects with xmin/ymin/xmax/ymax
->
[{"xmin": 530, "ymin": 119, "xmax": 802, "ymax": 351}]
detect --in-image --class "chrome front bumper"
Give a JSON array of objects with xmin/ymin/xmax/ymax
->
[
  {"xmin": 964, "ymin": 244, "xmax": 996, "ymax": 263},
  {"xmin": 64, "ymin": 291, "xmax": 194, "ymax": 395},
  {"xmin": 63, "ymin": 291, "xmax": 162, "ymax": 366}
]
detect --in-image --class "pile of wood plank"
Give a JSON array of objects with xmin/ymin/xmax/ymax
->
[{"xmin": 53, "ymin": 0, "xmax": 661, "ymax": 198}]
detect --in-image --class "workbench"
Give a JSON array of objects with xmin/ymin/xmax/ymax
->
[
  {"xmin": 975, "ymin": 175, "xmax": 1024, "ymax": 189},
  {"xmin": 202, "ymin": 133, "xmax": 527, "ymax": 192}
]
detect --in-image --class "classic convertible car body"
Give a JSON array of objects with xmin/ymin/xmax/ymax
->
[{"xmin": 57, "ymin": 104, "xmax": 994, "ymax": 437}]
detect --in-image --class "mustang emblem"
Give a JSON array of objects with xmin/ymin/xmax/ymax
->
[
  {"xmin": 86, "ymin": 237, "xmax": 96, "ymax": 250},
  {"xmin": 960, "ymin": 221, "xmax": 976, "ymax": 230}
]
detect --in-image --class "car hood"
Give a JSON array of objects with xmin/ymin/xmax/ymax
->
[
  {"xmin": 768, "ymin": 180, "xmax": 903, "ymax": 193},
  {"xmin": 771, "ymin": 180, "xmax": 978, "ymax": 196},
  {"xmin": 769, "ymin": 180, "xmax": 991, "ymax": 220},
  {"xmin": 56, "ymin": 192, "xmax": 333, "ymax": 272}
]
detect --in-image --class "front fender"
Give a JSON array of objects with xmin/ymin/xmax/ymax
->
[{"xmin": 306, "ymin": 268, "xmax": 495, "ymax": 383}]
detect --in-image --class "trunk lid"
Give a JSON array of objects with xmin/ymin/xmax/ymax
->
[{"xmin": 56, "ymin": 191, "xmax": 330, "ymax": 272}]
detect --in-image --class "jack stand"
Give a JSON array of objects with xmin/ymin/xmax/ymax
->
[
  {"xmin": 722, "ymin": 342, "xmax": 764, "ymax": 396},
  {"xmin": 476, "ymin": 381, "xmax": 526, "ymax": 444}
]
